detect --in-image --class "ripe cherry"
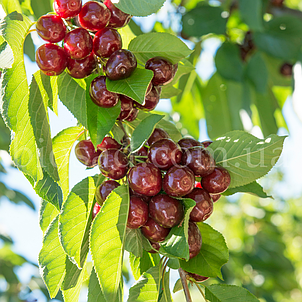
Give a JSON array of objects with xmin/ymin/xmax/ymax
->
[
  {"xmin": 92, "ymin": 202, "xmax": 102, "ymax": 219},
  {"xmin": 54, "ymin": 0, "xmax": 82, "ymax": 19},
  {"xmin": 186, "ymin": 272, "xmax": 209, "ymax": 283},
  {"xmin": 135, "ymin": 86, "xmax": 161, "ymax": 111},
  {"xmin": 104, "ymin": 0, "xmax": 132, "ymax": 28},
  {"xmin": 280, "ymin": 63, "xmax": 293, "ymax": 77},
  {"xmin": 211, "ymin": 194, "xmax": 221, "ymax": 203},
  {"xmin": 136, "ymin": 146, "xmax": 148, "ymax": 157},
  {"xmin": 97, "ymin": 136, "xmax": 121, "ymax": 151},
  {"xmin": 201, "ymin": 166, "xmax": 231, "ymax": 194},
  {"xmin": 105, "ymin": 49, "xmax": 137, "ymax": 80},
  {"xmin": 95, "ymin": 180, "xmax": 120, "ymax": 205},
  {"xmin": 148, "ymin": 128, "xmax": 169, "ymax": 146},
  {"xmin": 141, "ymin": 217, "xmax": 170, "ymax": 242},
  {"xmin": 185, "ymin": 188, "xmax": 213, "ymax": 222},
  {"xmin": 36, "ymin": 15, "xmax": 66, "ymax": 43},
  {"xmin": 270, "ymin": 0, "xmax": 284, "ymax": 7},
  {"xmin": 178, "ymin": 138, "xmax": 202, "ymax": 151},
  {"xmin": 90, "ymin": 76, "xmax": 119, "ymax": 108},
  {"xmin": 75, "ymin": 139, "xmax": 101, "ymax": 168},
  {"xmin": 126, "ymin": 107, "xmax": 139, "ymax": 122},
  {"xmin": 163, "ymin": 166, "xmax": 195, "ymax": 197},
  {"xmin": 98, "ymin": 149, "xmax": 129, "ymax": 180},
  {"xmin": 36, "ymin": 43, "xmax": 67, "ymax": 76},
  {"xmin": 188, "ymin": 221, "xmax": 202, "ymax": 259},
  {"xmin": 128, "ymin": 163, "xmax": 162, "ymax": 196},
  {"xmin": 202, "ymin": 140, "xmax": 213, "ymax": 148},
  {"xmin": 148, "ymin": 241, "xmax": 160, "ymax": 253},
  {"xmin": 149, "ymin": 194, "xmax": 184, "ymax": 228},
  {"xmin": 127, "ymin": 196, "xmax": 149, "ymax": 229},
  {"xmin": 67, "ymin": 52, "xmax": 97, "ymax": 79},
  {"xmin": 118, "ymin": 95, "xmax": 134, "ymax": 120}
]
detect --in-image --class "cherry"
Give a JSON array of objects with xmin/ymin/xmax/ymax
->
[
  {"xmin": 97, "ymin": 136, "xmax": 121, "ymax": 151},
  {"xmin": 36, "ymin": 43, "xmax": 67, "ymax": 76},
  {"xmin": 188, "ymin": 221, "xmax": 202, "ymax": 259},
  {"xmin": 89, "ymin": 76, "xmax": 119, "ymax": 108},
  {"xmin": 178, "ymin": 138, "xmax": 202, "ymax": 151},
  {"xmin": 93, "ymin": 28, "xmax": 122, "ymax": 58},
  {"xmin": 163, "ymin": 166, "xmax": 195, "ymax": 197},
  {"xmin": 136, "ymin": 146, "xmax": 148, "ymax": 157},
  {"xmin": 92, "ymin": 202, "xmax": 102, "ymax": 219},
  {"xmin": 105, "ymin": 49, "xmax": 137, "ymax": 80},
  {"xmin": 202, "ymin": 140, "xmax": 213, "ymax": 148},
  {"xmin": 128, "ymin": 163, "xmax": 162, "ymax": 196},
  {"xmin": 148, "ymin": 138, "xmax": 182, "ymax": 170},
  {"xmin": 95, "ymin": 180, "xmax": 120, "ymax": 204},
  {"xmin": 149, "ymin": 194, "xmax": 184, "ymax": 228},
  {"xmin": 98, "ymin": 149, "xmax": 129, "ymax": 180},
  {"xmin": 78, "ymin": 1, "xmax": 111, "ymax": 32},
  {"xmin": 127, "ymin": 196, "xmax": 149, "ymax": 229},
  {"xmin": 270, "ymin": 0, "xmax": 284, "ymax": 7},
  {"xmin": 129, "ymin": 189, "xmax": 151, "ymax": 204},
  {"xmin": 148, "ymin": 128, "xmax": 169, "ymax": 146},
  {"xmin": 280, "ymin": 63, "xmax": 293, "ymax": 77},
  {"xmin": 104, "ymin": 0, "xmax": 132, "ymax": 28},
  {"xmin": 126, "ymin": 107, "xmax": 139, "ymax": 122},
  {"xmin": 118, "ymin": 95, "xmax": 134, "ymax": 120},
  {"xmin": 148, "ymin": 241, "xmax": 160, "ymax": 253},
  {"xmin": 75, "ymin": 139, "xmax": 101, "ymax": 167},
  {"xmin": 182, "ymin": 146, "xmax": 215, "ymax": 177},
  {"xmin": 135, "ymin": 86, "xmax": 161, "ymax": 111},
  {"xmin": 145, "ymin": 57, "xmax": 175, "ymax": 86},
  {"xmin": 201, "ymin": 166, "xmax": 231, "ymax": 194},
  {"xmin": 54, "ymin": 0, "xmax": 82, "ymax": 19},
  {"xmin": 186, "ymin": 272, "xmax": 209, "ymax": 283},
  {"xmin": 211, "ymin": 194, "xmax": 221, "ymax": 203},
  {"xmin": 185, "ymin": 188, "xmax": 213, "ymax": 222},
  {"xmin": 64, "ymin": 28, "xmax": 93, "ymax": 60},
  {"xmin": 141, "ymin": 217, "xmax": 170, "ymax": 242},
  {"xmin": 36, "ymin": 15, "xmax": 66, "ymax": 43},
  {"xmin": 67, "ymin": 52, "xmax": 97, "ymax": 78}
]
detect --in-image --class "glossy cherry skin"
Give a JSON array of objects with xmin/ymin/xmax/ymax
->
[
  {"xmin": 118, "ymin": 95, "xmax": 134, "ymax": 120},
  {"xmin": 126, "ymin": 107, "xmax": 139, "ymax": 122},
  {"xmin": 201, "ymin": 140, "xmax": 213, "ymax": 148},
  {"xmin": 128, "ymin": 163, "xmax": 162, "ymax": 196},
  {"xmin": 90, "ymin": 76, "xmax": 119, "ymax": 108},
  {"xmin": 182, "ymin": 146, "xmax": 216, "ymax": 177},
  {"xmin": 105, "ymin": 49, "xmax": 137, "ymax": 80},
  {"xmin": 54, "ymin": 0, "xmax": 82, "ymax": 19},
  {"xmin": 95, "ymin": 180, "xmax": 120, "ymax": 205},
  {"xmin": 201, "ymin": 166, "xmax": 231, "ymax": 194},
  {"xmin": 145, "ymin": 57, "xmax": 174, "ymax": 86},
  {"xmin": 186, "ymin": 272, "xmax": 209, "ymax": 283},
  {"xmin": 75, "ymin": 139, "xmax": 101, "ymax": 167},
  {"xmin": 141, "ymin": 217, "xmax": 170, "ymax": 242},
  {"xmin": 36, "ymin": 15, "xmax": 66, "ymax": 43},
  {"xmin": 104, "ymin": 0, "xmax": 132, "ymax": 28},
  {"xmin": 67, "ymin": 52, "xmax": 97, "ymax": 78},
  {"xmin": 188, "ymin": 221, "xmax": 202, "ymax": 259},
  {"xmin": 97, "ymin": 137, "xmax": 121, "ymax": 151},
  {"xmin": 92, "ymin": 202, "xmax": 102, "ymax": 219},
  {"xmin": 148, "ymin": 138, "xmax": 182, "ymax": 170},
  {"xmin": 64, "ymin": 28, "xmax": 93, "ymax": 60},
  {"xmin": 185, "ymin": 188, "xmax": 213, "ymax": 222},
  {"xmin": 163, "ymin": 166, "xmax": 195, "ymax": 197},
  {"xmin": 211, "ymin": 194, "xmax": 221, "ymax": 203},
  {"xmin": 93, "ymin": 28, "xmax": 122, "ymax": 58},
  {"xmin": 148, "ymin": 241, "xmax": 160, "ymax": 253},
  {"xmin": 148, "ymin": 128, "xmax": 169, "ymax": 146},
  {"xmin": 178, "ymin": 138, "xmax": 202, "ymax": 151},
  {"xmin": 135, "ymin": 86, "xmax": 161, "ymax": 111},
  {"xmin": 149, "ymin": 194, "xmax": 184, "ymax": 228},
  {"xmin": 98, "ymin": 149, "xmax": 129, "ymax": 180},
  {"xmin": 78, "ymin": 1, "xmax": 111, "ymax": 31},
  {"xmin": 127, "ymin": 196, "xmax": 149, "ymax": 229},
  {"xmin": 137, "ymin": 146, "xmax": 148, "ymax": 157}
]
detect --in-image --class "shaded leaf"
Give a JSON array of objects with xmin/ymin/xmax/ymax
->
[
  {"xmin": 223, "ymin": 181, "xmax": 271, "ymax": 198},
  {"xmin": 88, "ymin": 268, "xmax": 107, "ymax": 302},
  {"xmin": 239, "ymin": 0, "xmax": 263, "ymax": 31},
  {"xmin": 125, "ymin": 228, "xmax": 144, "ymax": 258}
]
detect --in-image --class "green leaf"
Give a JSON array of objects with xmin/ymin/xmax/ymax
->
[
  {"xmin": 31, "ymin": 0, "xmax": 52, "ymax": 18},
  {"xmin": 125, "ymin": 228, "xmax": 144, "ymax": 258},
  {"xmin": 90, "ymin": 185, "xmax": 129, "ymax": 302},
  {"xmin": 39, "ymin": 216, "xmax": 66, "ymax": 298},
  {"xmin": 159, "ymin": 270, "xmax": 172, "ymax": 302},
  {"xmin": 88, "ymin": 268, "xmax": 107, "ymax": 302},
  {"xmin": 239, "ymin": 0, "xmax": 263, "ymax": 31},
  {"xmin": 24, "ymin": 33, "xmax": 35, "ymax": 61},
  {"xmin": 107, "ymin": 68, "xmax": 153, "ymax": 104},
  {"xmin": 39, "ymin": 199, "xmax": 60, "ymax": 234},
  {"xmin": 160, "ymin": 198, "xmax": 196, "ymax": 261},
  {"xmin": 115, "ymin": 0, "xmax": 165, "ymax": 17},
  {"xmin": 130, "ymin": 114, "xmax": 164, "ymax": 152},
  {"xmin": 182, "ymin": 5, "xmax": 227, "ymax": 37},
  {"xmin": 205, "ymin": 284, "xmax": 260, "ymax": 302},
  {"xmin": 166, "ymin": 258, "xmax": 180, "ymax": 270},
  {"xmin": 161, "ymin": 85, "xmax": 182, "ymax": 99},
  {"xmin": 171, "ymin": 59, "xmax": 195, "ymax": 85},
  {"xmin": 173, "ymin": 279, "xmax": 183, "ymax": 293},
  {"xmin": 0, "ymin": 0, "xmax": 22, "ymax": 14},
  {"xmin": 223, "ymin": 181, "xmax": 271, "ymax": 198},
  {"xmin": 0, "ymin": 41, "xmax": 14, "ymax": 69},
  {"xmin": 128, "ymin": 32, "xmax": 192, "ymax": 64},
  {"xmin": 180, "ymin": 223, "xmax": 229, "ymax": 279}
]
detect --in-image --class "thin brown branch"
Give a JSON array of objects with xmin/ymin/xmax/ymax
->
[{"xmin": 178, "ymin": 268, "xmax": 192, "ymax": 302}]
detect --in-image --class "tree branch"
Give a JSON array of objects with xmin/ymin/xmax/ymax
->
[{"xmin": 178, "ymin": 268, "xmax": 192, "ymax": 302}]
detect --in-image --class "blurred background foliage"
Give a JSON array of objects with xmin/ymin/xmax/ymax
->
[{"xmin": 1, "ymin": 0, "xmax": 302, "ymax": 301}]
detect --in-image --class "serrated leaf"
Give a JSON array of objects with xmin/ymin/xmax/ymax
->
[
  {"xmin": 24, "ymin": 33, "xmax": 35, "ymax": 62},
  {"xmin": 128, "ymin": 33, "xmax": 192, "ymax": 64},
  {"xmin": 173, "ymin": 279, "xmax": 183, "ymax": 293},
  {"xmin": 209, "ymin": 130, "xmax": 286, "ymax": 188},
  {"xmin": 223, "ymin": 181, "xmax": 271, "ymax": 198},
  {"xmin": 39, "ymin": 199, "xmax": 60, "ymax": 234},
  {"xmin": 161, "ymin": 85, "xmax": 182, "ymax": 99},
  {"xmin": 160, "ymin": 198, "xmax": 195, "ymax": 261},
  {"xmin": 239, "ymin": 0, "xmax": 263, "ymax": 31},
  {"xmin": 39, "ymin": 216, "xmax": 66, "ymax": 298},
  {"xmin": 205, "ymin": 284, "xmax": 260, "ymax": 302},
  {"xmin": 90, "ymin": 185, "xmax": 129, "ymax": 302},
  {"xmin": 159, "ymin": 270, "xmax": 172, "ymax": 302},
  {"xmin": 88, "ymin": 268, "xmax": 107, "ymax": 302},
  {"xmin": 106, "ymin": 68, "xmax": 153, "ymax": 105},
  {"xmin": 0, "ymin": 41, "xmax": 14, "ymax": 69},
  {"xmin": 59, "ymin": 176, "xmax": 97, "ymax": 268},
  {"xmin": 125, "ymin": 228, "xmax": 144, "ymax": 258},
  {"xmin": 180, "ymin": 223, "xmax": 229, "ymax": 279}
]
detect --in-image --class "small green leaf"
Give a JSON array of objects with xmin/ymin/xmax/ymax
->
[
  {"xmin": 173, "ymin": 279, "xmax": 183, "ymax": 293},
  {"xmin": 125, "ymin": 228, "xmax": 144, "ymax": 258},
  {"xmin": 167, "ymin": 258, "xmax": 180, "ymax": 270},
  {"xmin": 129, "ymin": 33, "xmax": 192, "ymax": 64},
  {"xmin": 24, "ymin": 33, "xmax": 35, "ymax": 61},
  {"xmin": 161, "ymin": 85, "xmax": 182, "ymax": 99},
  {"xmin": 88, "ymin": 268, "xmax": 107, "ymax": 302},
  {"xmin": 0, "ymin": 41, "xmax": 14, "ymax": 69},
  {"xmin": 223, "ymin": 181, "xmax": 271, "ymax": 198},
  {"xmin": 239, "ymin": 0, "xmax": 263, "ymax": 31},
  {"xmin": 39, "ymin": 200, "xmax": 60, "ymax": 234},
  {"xmin": 31, "ymin": 0, "xmax": 52, "ymax": 18}
]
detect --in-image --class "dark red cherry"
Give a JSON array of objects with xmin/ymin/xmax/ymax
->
[
  {"xmin": 54, "ymin": 0, "xmax": 82, "ymax": 19},
  {"xmin": 163, "ymin": 166, "xmax": 195, "ymax": 197},
  {"xmin": 36, "ymin": 15, "xmax": 66, "ymax": 43},
  {"xmin": 149, "ymin": 194, "xmax": 184, "ymax": 228},
  {"xmin": 185, "ymin": 188, "xmax": 213, "ymax": 222},
  {"xmin": 127, "ymin": 196, "xmax": 149, "ymax": 229},
  {"xmin": 182, "ymin": 146, "xmax": 215, "ymax": 177},
  {"xmin": 188, "ymin": 221, "xmax": 202, "ymax": 259},
  {"xmin": 104, "ymin": 0, "xmax": 132, "ymax": 28},
  {"xmin": 36, "ymin": 43, "xmax": 67, "ymax": 76},
  {"xmin": 211, "ymin": 194, "xmax": 221, "ymax": 203},
  {"xmin": 141, "ymin": 217, "xmax": 170, "ymax": 242},
  {"xmin": 64, "ymin": 28, "xmax": 93, "ymax": 60},
  {"xmin": 135, "ymin": 86, "xmax": 161, "ymax": 111},
  {"xmin": 201, "ymin": 166, "xmax": 231, "ymax": 194},
  {"xmin": 92, "ymin": 202, "xmax": 102, "ymax": 219},
  {"xmin": 90, "ymin": 76, "xmax": 119, "ymax": 108},
  {"xmin": 148, "ymin": 138, "xmax": 182, "ymax": 170},
  {"xmin": 148, "ymin": 241, "xmax": 160, "ymax": 253},
  {"xmin": 67, "ymin": 52, "xmax": 97, "ymax": 78},
  {"xmin": 145, "ymin": 57, "xmax": 174, "ymax": 86},
  {"xmin": 202, "ymin": 140, "xmax": 213, "ymax": 148},
  {"xmin": 186, "ymin": 272, "xmax": 209, "ymax": 283},
  {"xmin": 98, "ymin": 149, "xmax": 129, "ymax": 180},
  {"xmin": 280, "ymin": 63, "xmax": 293, "ymax": 77},
  {"xmin": 148, "ymin": 128, "xmax": 169, "ymax": 146},
  {"xmin": 78, "ymin": 1, "xmax": 111, "ymax": 31},
  {"xmin": 126, "ymin": 107, "xmax": 139, "ymax": 122},
  {"xmin": 97, "ymin": 136, "xmax": 121, "ymax": 151},
  {"xmin": 270, "ymin": 0, "xmax": 284, "ymax": 7},
  {"xmin": 95, "ymin": 180, "xmax": 120, "ymax": 205},
  {"xmin": 137, "ymin": 146, "xmax": 148, "ymax": 157},
  {"xmin": 105, "ymin": 49, "xmax": 137, "ymax": 80},
  {"xmin": 178, "ymin": 138, "xmax": 202, "ymax": 151},
  {"xmin": 128, "ymin": 163, "xmax": 162, "ymax": 196},
  {"xmin": 75, "ymin": 139, "xmax": 101, "ymax": 167},
  {"xmin": 118, "ymin": 95, "xmax": 134, "ymax": 120}
]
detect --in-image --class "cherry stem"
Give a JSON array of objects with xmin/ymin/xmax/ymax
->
[
  {"xmin": 195, "ymin": 283, "xmax": 207, "ymax": 301},
  {"xmin": 117, "ymin": 120, "xmax": 130, "ymax": 146},
  {"xmin": 178, "ymin": 268, "xmax": 192, "ymax": 302}
]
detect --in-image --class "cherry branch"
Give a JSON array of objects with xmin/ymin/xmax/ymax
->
[{"xmin": 178, "ymin": 268, "xmax": 192, "ymax": 302}]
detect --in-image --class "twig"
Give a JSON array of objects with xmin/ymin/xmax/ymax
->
[
  {"xmin": 117, "ymin": 120, "xmax": 130, "ymax": 147},
  {"xmin": 178, "ymin": 268, "xmax": 192, "ymax": 302},
  {"xmin": 195, "ymin": 283, "xmax": 207, "ymax": 302}
]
